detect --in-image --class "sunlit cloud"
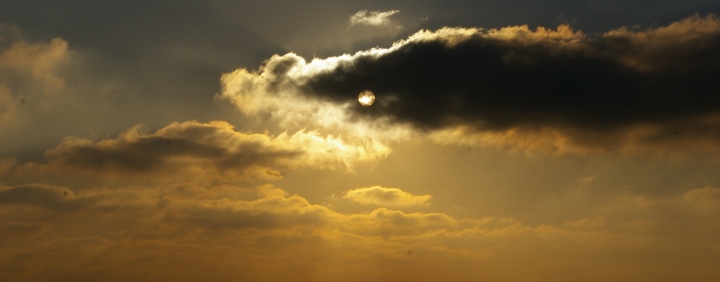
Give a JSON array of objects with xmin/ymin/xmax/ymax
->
[
  {"xmin": 682, "ymin": 186, "xmax": 720, "ymax": 214},
  {"xmin": 0, "ymin": 115, "xmax": 718, "ymax": 278},
  {"xmin": 602, "ymin": 14, "xmax": 720, "ymax": 71},
  {"xmin": 2, "ymin": 177, "xmax": 718, "ymax": 281},
  {"xmin": 342, "ymin": 186, "xmax": 432, "ymax": 207},
  {"xmin": 349, "ymin": 10, "xmax": 400, "ymax": 27},
  {"xmin": 218, "ymin": 53, "xmax": 412, "ymax": 141},
  {"xmin": 0, "ymin": 36, "xmax": 70, "ymax": 128},
  {"xmin": 218, "ymin": 53, "xmax": 414, "ymax": 160}
]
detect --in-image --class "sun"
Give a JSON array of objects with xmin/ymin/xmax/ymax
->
[{"xmin": 358, "ymin": 90, "xmax": 375, "ymax": 106}]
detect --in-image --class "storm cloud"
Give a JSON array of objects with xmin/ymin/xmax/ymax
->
[{"xmin": 221, "ymin": 14, "xmax": 720, "ymax": 152}]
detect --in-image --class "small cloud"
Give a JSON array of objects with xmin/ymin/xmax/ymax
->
[
  {"xmin": 343, "ymin": 186, "xmax": 431, "ymax": 207},
  {"xmin": 0, "ymin": 35, "xmax": 70, "ymax": 128},
  {"xmin": 349, "ymin": 10, "xmax": 400, "ymax": 27},
  {"xmin": 683, "ymin": 186, "xmax": 720, "ymax": 213}
]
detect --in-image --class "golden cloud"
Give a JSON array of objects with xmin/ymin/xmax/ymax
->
[
  {"xmin": 349, "ymin": 10, "xmax": 400, "ymax": 27},
  {"xmin": 603, "ymin": 14, "xmax": 720, "ymax": 71},
  {"xmin": 218, "ymin": 54, "xmax": 414, "ymax": 144},
  {"xmin": 0, "ymin": 36, "xmax": 70, "ymax": 127},
  {"xmin": 342, "ymin": 186, "xmax": 432, "ymax": 208},
  {"xmin": 682, "ymin": 186, "xmax": 720, "ymax": 214},
  {"xmin": 1, "ymin": 176, "xmax": 719, "ymax": 281}
]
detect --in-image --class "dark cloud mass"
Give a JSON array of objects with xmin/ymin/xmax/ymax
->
[
  {"xmin": 0, "ymin": 184, "xmax": 82, "ymax": 211},
  {"xmin": 299, "ymin": 15, "xmax": 720, "ymax": 134},
  {"xmin": 0, "ymin": 121, "xmax": 386, "ymax": 187},
  {"xmin": 42, "ymin": 121, "xmax": 299, "ymax": 177},
  {"xmin": 211, "ymin": 14, "xmax": 720, "ymax": 153}
]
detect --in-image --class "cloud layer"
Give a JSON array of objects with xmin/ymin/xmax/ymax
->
[
  {"xmin": 2, "ymin": 178, "xmax": 719, "ymax": 281},
  {"xmin": 1, "ymin": 119, "xmax": 719, "ymax": 281}
]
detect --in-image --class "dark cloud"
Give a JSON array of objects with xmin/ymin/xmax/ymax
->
[
  {"xmin": 301, "ymin": 15, "xmax": 720, "ymax": 133},
  {"xmin": 42, "ymin": 121, "xmax": 301, "ymax": 179},
  {"xmin": 1, "ymin": 121, "xmax": 383, "ymax": 186},
  {"xmin": 0, "ymin": 221, "xmax": 51, "ymax": 236},
  {"xmin": 0, "ymin": 184, "xmax": 83, "ymax": 211},
  {"xmin": 220, "ymin": 15, "xmax": 720, "ymax": 151}
]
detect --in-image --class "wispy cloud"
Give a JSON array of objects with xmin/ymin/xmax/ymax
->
[
  {"xmin": 349, "ymin": 10, "xmax": 400, "ymax": 27},
  {"xmin": 343, "ymin": 186, "xmax": 432, "ymax": 207},
  {"xmin": 0, "ymin": 37, "xmax": 70, "ymax": 128}
]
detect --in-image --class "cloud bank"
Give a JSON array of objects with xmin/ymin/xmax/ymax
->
[
  {"xmin": 2, "ymin": 178, "xmax": 719, "ymax": 281},
  {"xmin": 2, "ymin": 121, "xmax": 390, "ymax": 185},
  {"xmin": 1, "ymin": 119, "xmax": 718, "ymax": 281},
  {"xmin": 220, "ymin": 14, "xmax": 720, "ymax": 153}
]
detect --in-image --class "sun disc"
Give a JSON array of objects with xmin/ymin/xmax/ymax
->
[{"xmin": 358, "ymin": 90, "xmax": 375, "ymax": 106}]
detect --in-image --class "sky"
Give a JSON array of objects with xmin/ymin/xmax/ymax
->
[{"xmin": 1, "ymin": 1, "xmax": 720, "ymax": 281}]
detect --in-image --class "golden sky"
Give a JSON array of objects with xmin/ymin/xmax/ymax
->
[{"xmin": 1, "ymin": 1, "xmax": 720, "ymax": 281}]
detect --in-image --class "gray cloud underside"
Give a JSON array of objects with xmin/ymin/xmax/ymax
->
[
  {"xmin": 45, "ymin": 123, "xmax": 300, "ymax": 176},
  {"xmin": 0, "ymin": 185, "xmax": 81, "ymax": 211},
  {"xmin": 266, "ymin": 15, "xmax": 720, "ymax": 136}
]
